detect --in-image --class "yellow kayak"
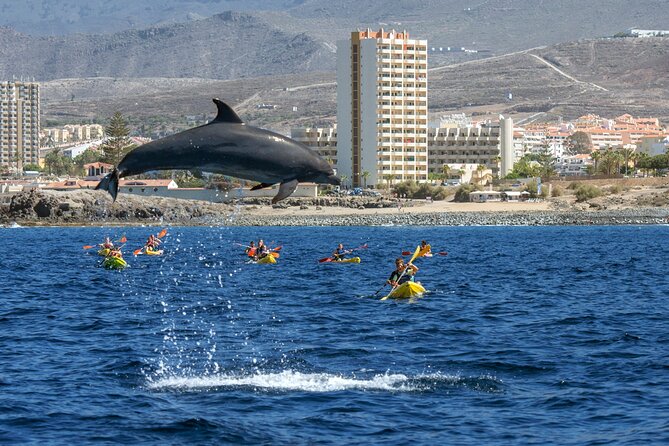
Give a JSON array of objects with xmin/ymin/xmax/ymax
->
[
  {"xmin": 256, "ymin": 255, "xmax": 277, "ymax": 264},
  {"xmin": 103, "ymin": 256, "xmax": 127, "ymax": 270},
  {"xmin": 383, "ymin": 281, "xmax": 426, "ymax": 300},
  {"xmin": 332, "ymin": 257, "xmax": 361, "ymax": 264},
  {"xmin": 144, "ymin": 248, "xmax": 163, "ymax": 256},
  {"xmin": 98, "ymin": 248, "xmax": 111, "ymax": 257}
]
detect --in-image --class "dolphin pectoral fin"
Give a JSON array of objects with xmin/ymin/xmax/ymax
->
[
  {"xmin": 272, "ymin": 179, "xmax": 299, "ymax": 204},
  {"xmin": 250, "ymin": 182, "xmax": 274, "ymax": 191}
]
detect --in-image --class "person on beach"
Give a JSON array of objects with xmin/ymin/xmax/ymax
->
[
  {"xmin": 332, "ymin": 243, "xmax": 347, "ymax": 261},
  {"xmin": 387, "ymin": 257, "xmax": 418, "ymax": 287}
]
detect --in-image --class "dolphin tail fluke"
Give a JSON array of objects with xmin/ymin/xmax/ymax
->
[
  {"xmin": 272, "ymin": 179, "xmax": 298, "ymax": 204},
  {"xmin": 95, "ymin": 169, "xmax": 120, "ymax": 202}
]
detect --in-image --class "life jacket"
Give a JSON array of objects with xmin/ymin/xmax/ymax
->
[{"xmin": 389, "ymin": 268, "xmax": 414, "ymax": 285}]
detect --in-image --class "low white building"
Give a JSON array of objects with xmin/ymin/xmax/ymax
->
[
  {"xmin": 557, "ymin": 154, "xmax": 593, "ymax": 176},
  {"xmin": 469, "ymin": 190, "xmax": 502, "ymax": 202}
]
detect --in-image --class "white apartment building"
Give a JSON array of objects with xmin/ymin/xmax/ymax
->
[
  {"xmin": 291, "ymin": 125, "xmax": 338, "ymax": 170},
  {"xmin": 0, "ymin": 81, "xmax": 40, "ymax": 171},
  {"xmin": 337, "ymin": 29, "xmax": 428, "ymax": 187},
  {"xmin": 427, "ymin": 125, "xmax": 501, "ymax": 176}
]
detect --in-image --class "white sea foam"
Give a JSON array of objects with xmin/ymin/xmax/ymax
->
[{"xmin": 147, "ymin": 370, "xmax": 441, "ymax": 392}]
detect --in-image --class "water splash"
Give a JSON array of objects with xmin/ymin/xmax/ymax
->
[{"xmin": 146, "ymin": 371, "xmax": 504, "ymax": 393}]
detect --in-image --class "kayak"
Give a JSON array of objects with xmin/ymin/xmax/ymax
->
[
  {"xmin": 144, "ymin": 248, "xmax": 163, "ymax": 256},
  {"xmin": 256, "ymin": 255, "xmax": 277, "ymax": 264},
  {"xmin": 332, "ymin": 257, "xmax": 361, "ymax": 264},
  {"xmin": 98, "ymin": 248, "xmax": 111, "ymax": 257},
  {"xmin": 384, "ymin": 281, "xmax": 426, "ymax": 299},
  {"xmin": 103, "ymin": 256, "xmax": 127, "ymax": 270}
]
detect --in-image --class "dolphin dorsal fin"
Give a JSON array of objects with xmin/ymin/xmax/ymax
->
[{"xmin": 212, "ymin": 98, "xmax": 243, "ymax": 124}]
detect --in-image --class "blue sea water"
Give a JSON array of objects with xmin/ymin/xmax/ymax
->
[{"xmin": 1, "ymin": 225, "xmax": 668, "ymax": 445}]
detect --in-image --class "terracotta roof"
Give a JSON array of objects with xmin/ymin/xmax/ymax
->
[
  {"xmin": 119, "ymin": 179, "xmax": 175, "ymax": 187},
  {"xmin": 83, "ymin": 162, "xmax": 113, "ymax": 169}
]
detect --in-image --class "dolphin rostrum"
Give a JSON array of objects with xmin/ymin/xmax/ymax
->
[{"xmin": 96, "ymin": 98, "xmax": 340, "ymax": 203}]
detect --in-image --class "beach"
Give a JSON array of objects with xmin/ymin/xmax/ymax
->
[{"xmin": 2, "ymin": 178, "xmax": 669, "ymax": 227}]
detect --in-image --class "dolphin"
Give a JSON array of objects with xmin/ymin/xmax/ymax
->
[{"xmin": 96, "ymin": 98, "xmax": 340, "ymax": 203}]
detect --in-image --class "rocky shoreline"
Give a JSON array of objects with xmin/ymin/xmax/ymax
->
[
  {"xmin": 1, "ymin": 189, "xmax": 668, "ymax": 227},
  {"xmin": 221, "ymin": 208, "xmax": 669, "ymax": 226}
]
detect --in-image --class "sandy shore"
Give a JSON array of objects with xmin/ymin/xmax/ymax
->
[{"xmin": 245, "ymin": 199, "xmax": 552, "ymax": 217}]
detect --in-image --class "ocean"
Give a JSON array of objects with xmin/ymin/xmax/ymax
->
[{"xmin": 1, "ymin": 225, "xmax": 668, "ymax": 444}]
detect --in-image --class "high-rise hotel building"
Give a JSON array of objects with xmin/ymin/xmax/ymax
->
[
  {"xmin": 337, "ymin": 29, "xmax": 428, "ymax": 188},
  {"xmin": 0, "ymin": 81, "xmax": 40, "ymax": 171}
]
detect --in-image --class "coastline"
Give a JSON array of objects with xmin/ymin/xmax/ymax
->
[{"xmin": 2, "ymin": 189, "xmax": 668, "ymax": 227}]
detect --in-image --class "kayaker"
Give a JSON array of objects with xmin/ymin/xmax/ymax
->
[
  {"xmin": 332, "ymin": 243, "xmax": 347, "ymax": 261},
  {"xmin": 256, "ymin": 239, "xmax": 269, "ymax": 259},
  {"xmin": 245, "ymin": 241, "xmax": 256, "ymax": 257},
  {"xmin": 100, "ymin": 237, "xmax": 114, "ymax": 250},
  {"xmin": 420, "ymin": 240, "xmax": 430, "ymax": 253},
  {"xmin": 387, "ymin": 257, "xmax": 418, "ymax": 287},
  {"xmin": 108, "ymin": 247, "xmax": 123, "ymax": 259},
  {"xmin": 145, "ymin": 234, "xmax": 161, "ymax": 251}
]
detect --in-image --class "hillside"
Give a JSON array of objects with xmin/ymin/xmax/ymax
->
[
  {"xmin": 0, "ymin": 0, "xmax": 669, "ymax": 58},
  {"xmin": 40, "ymin": 38, "xmax": 669, "ymax": 134},
  {"xmin": 0, "ymin": 12, "xmax": 334, "ymax": 81}
]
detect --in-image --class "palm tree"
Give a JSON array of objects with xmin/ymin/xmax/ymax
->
[
  {"xmin": 361, "ymin": 170, "xmax": 370, "ymax": 189},
  {"xmin": 383, "ymin": 174, "xmax": 394, "ymax": 193},
  {"xmin": 618, "ymin": 147, "xmax": 635, "ymax": 175},
  {"xmin": 590, "ymin": 150, "xmax": 602, "ymax": 175},
  {"xmin": 474, "ymin": 164, "xmax": 487, "ymax": 185},
  {"xmin": 611, "ymin": 151, "xmax": 624, "ymax": 175}
]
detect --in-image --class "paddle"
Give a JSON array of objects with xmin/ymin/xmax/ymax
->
[
  {"xmin": 84, "ymin": 236, "xmax": 127, "ymax": 250},
  {"xmin": 318, "ymin": 244, "xmax": 368, "ymax": 263},
  {"xmin": 381, "ymin": 246, "xmax": 422, "ymax": 300},
  {"xmin": 401, "ymin": 248, "xmax": 447, "ymax": 256}
]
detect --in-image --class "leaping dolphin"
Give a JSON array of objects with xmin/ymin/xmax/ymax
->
[{"xmin": 96, "ymin": 98, "xmax": 340, "ymax": 203}]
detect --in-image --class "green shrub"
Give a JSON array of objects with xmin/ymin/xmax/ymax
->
[
  {"xmin": 567, "ymin": 181, "xmax": 582, "ymax": 190},
  {"xmin": 608, "ymin": 184, "xmax": 623, "ymax": 194},
  {"xmin": 524, "ymin": 180, "xmax": 539, "ymax": 198},
  {"xmin": 575, "ymin": 184, "xmax": 602, "ymax": 202},
  {"xmin": 392, "ymin": 181, "xmax": 450, "ymax": 200},
  {"xmin": 454, "ymin": 184, "xmax": 480, "ymax": 202},
  {"xmin": 551, "ymin": 186, "xmax": 563, "ymax": 197},
  {"xmin": 393, "ymin": 180, "xmax": 419, "ymax": 198}
]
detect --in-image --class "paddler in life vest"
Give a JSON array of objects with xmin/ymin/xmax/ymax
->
[
  {"xmin": 100, "ymin": 237, "xmax": 114, "ymax": 250},
  {"xmin": 145, "ymin": 234, "xmax": 161, "ymax": 252},
  {"xmin": 255, "ymin": 239, "xmax": 269, "ymax": 260},
  {"xmin": 332, "ymin": 243, "xmax": 347, "ymax": 261},
  {"xmin": 245, "ymin": 241, "xmax": 256, "ymax": 257},
  {"xmin": 108, "ymin": 247, "xmax": 123, "ymax": 259},
  {"xmin": 387, "ymin": 257, "xmax": 418, "ymax": 287},
  {"xmin": 420, "ymin": 240, "xmax": 432, "ymax": 256}
]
